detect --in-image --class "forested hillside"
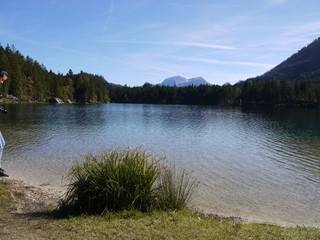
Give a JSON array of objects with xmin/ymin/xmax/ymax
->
[
  {"xmin": 255, "ymin": 37, "xmax": 320, "ymax": 82},
  {"xmin": 0, "ymin": 44, "xmax": 110, "ymax": 103}
]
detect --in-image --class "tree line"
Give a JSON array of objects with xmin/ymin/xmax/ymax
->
[
  {"xmin": 109, "ymin": 79, "xmax": 320, "ymax": 107},
  {"xmin": 0, "ymin": 44, "xmax": 110, "ymax": 103},
  {"xmin": 1, "ymin": 43, "xmax": 320, "ymax": 107}
]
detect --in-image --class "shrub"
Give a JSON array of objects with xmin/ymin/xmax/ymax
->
[{"xmin": 62, "ymin": 148, "xmax": 198, "ymax": 215}]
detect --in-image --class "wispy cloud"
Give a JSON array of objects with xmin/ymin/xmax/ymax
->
[
  {"xmin": 301, "ymin": 32, "xmax": 320, "ymax": 38},
  {"xmin": 97, "ymin": 0, "xmax": 114, "ymax": 56},
  {"xmin": 243, "ymin": 19, "xmax": 320, "ymax": 51},
  {"xmin": 99, "ymin": 40, "xmax": 237, "ymax": 50},
  {"xmin": 164, "ymin": 55, "xmax": 275, "ymax": 68},
  {"xmin": 288, "ymin": 20, "xmax": 320, "ymax": 38}
]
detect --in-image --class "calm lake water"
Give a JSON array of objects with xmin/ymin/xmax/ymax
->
[{"xmin": 1, "ymin": 103, "xmax": 319, "ymax": 226}]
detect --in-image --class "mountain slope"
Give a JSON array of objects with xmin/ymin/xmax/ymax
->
[
  {"xmin": 159, "ymin": 76, "xmax": 211, "ymax": 87},
  {"xmin": 256, "ymin": 37, "xmax": 320, "ymax": 82},
  {"xmin": 159, "ymin": 76, "xmax": 189, "ymax": 86}
]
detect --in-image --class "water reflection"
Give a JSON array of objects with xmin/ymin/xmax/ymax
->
[{"xmin": 239, "ymin": 107, "xmax": 320, "ymax": 184}]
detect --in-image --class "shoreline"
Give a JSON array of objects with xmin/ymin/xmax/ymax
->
[
  {"xmin": 1, "ymin": 95, "xmax": 320, "ymax": 108},
  {"xmin": 0, "ymin": 178, "xmax": 61, "ymax": 212},
  {"xmin": 1, "ymin": 177, "xmax": 319, "ymax": 240},
  {"xmin": 2, "ymin": 176, "xmax": 319, "ymax": 229}
]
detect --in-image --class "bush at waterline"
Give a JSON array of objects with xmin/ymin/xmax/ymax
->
[{"xmin": 61, "ymin": 148, "xmax": 198, "ymax": 215}]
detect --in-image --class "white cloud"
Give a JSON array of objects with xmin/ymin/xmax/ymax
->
[
  {"xmin": 301, "ymin": 32, "xmax": 320, "ymax": 38},
  {"xmin": 99, "ymin": 40, "xmax": 237, "ymax": 50},
  {"xmin": 288, "ymin": 20, "xmax": 320, "ymax": 38},
  {"xmin": 163, "ymin": 55, "xmax": 275, "ymax": 68}
]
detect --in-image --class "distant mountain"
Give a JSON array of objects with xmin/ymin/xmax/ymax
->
[
  {"xmin": 159, "ymin": 76, "xmax": 189, "ymax": 86},
  {"xmin": 255, "ymin": 37, "xmax": 320, "ymax": 82},
  {"xmin": 159, "ymin": 76, "xmax": 211, "ymax": 87},
  {"xmin": 178, "ymin": 77, "xmax": 211, "ymax": 87}
]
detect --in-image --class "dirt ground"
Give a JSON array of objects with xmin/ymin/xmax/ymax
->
[{"xmin": 0, "ymin": 179, "xmax": 62, "ymax": 240}]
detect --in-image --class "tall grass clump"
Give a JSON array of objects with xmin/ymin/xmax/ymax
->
[
  {"xmin": 62, "ymin": 148, "xmax": 198, "ymax": 215},
  {"xmin": 63, "ymin": 148, "xmax": 159, "ymax": 214},
  {"xmin": 156, "ymin": 166, "xmax": 199, "ymax": 210}
]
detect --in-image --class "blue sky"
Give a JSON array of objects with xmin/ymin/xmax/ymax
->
[{"xmin": 1, "ymin": 0, "xmax": 320, "ymax": 86}]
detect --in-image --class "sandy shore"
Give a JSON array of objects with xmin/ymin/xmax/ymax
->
[
  {"xmin": 0, "ymin": 178, "xmax": 61, "ymax": 213},
  {"xmin": 2, "ymin": 176, "xmax": 319, "ymax": 229}
]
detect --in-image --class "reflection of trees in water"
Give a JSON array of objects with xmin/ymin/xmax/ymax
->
[
  {"xmin": 240, "ymin": 107, "xmax": 320, "ymax": 184},
  {"xmin": 241, "ymin": 107, "xmax": 320, "ymax": 135},
  {"xmin": 0, "ymin": 104, "xmax": 47, "ymax": 154},
  {"xmin": 0, "ymin": 104, "xmax": 110, "ymax": 158}
]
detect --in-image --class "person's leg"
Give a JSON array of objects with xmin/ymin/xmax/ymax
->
[
  {"xmin": 0, "ymin": 132, "xmax": 8, "ymax": 177},
  {"xmin": 0, "ymin": 132, "xmax": 5, "ymax": 168}
]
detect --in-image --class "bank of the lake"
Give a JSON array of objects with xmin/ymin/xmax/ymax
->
[{"xmin": 1, "ymin": 178, "xmax": 319, "ymax": 240}]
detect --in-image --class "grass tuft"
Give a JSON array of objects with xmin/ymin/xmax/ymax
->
[
  {"xmin": 61, "ymin": 148, "xmax": 198, "ymax": 215},
  {"xmin": 156, "ymin": 166, "xmax": 199, "ymax": 210},
  {"xmin": 62, "ymin": 148, "xmax": 159, "ymax": 214}
]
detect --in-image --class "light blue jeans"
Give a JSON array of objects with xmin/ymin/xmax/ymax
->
[{"xmin": 0, "ymin": 132, "xmax": 5, "ymax": 169}]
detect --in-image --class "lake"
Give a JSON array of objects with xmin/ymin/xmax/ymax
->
[{"xmin": 1, "ymin": 103, "xmax": 319, "ymax": 226}]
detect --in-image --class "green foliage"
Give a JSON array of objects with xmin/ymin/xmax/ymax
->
[
  {"xmin": 0, "ymin": 44, "xmax": 110, "ymax": 103},
  {"xmin": 63, "ymin": 148, "xmax": 159, "ymax": 213},
  {"xmin": 109, "ymin": 84, "xmax": 241, "ymax": 105},
  {"xmin": 62, "ymin": 148, "xmax": 198, "ymax": 215},
  {"xmin": 110, "ymin": 79, "xmax": 320, "ymax": 107},
  {"xmin": 241, "ymin": 79, "xmax": 319, "ymax": 106},
  {"xmin": 157, "ymin": 166, "xmax": 199, "ymax": 210}
]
